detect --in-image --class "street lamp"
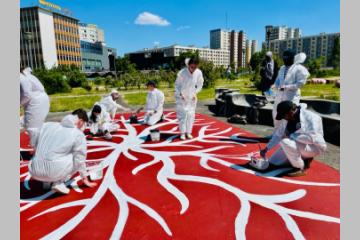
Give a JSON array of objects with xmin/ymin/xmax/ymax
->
[{"xmin": 23, "ymin": 31, "xmax": 34, "ymax": 69}]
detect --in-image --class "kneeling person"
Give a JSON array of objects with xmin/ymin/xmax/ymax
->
[
  {"xmin": 143, "ymin": 80, "xmax": 165, "ymax": 125},
  {"xmin": 260, "ymin": 101, "xmax": 327, "ymax": 176},
  {"xmin": 88, "ymin": 104, "xmax": 119, "ymax": 140},
  {"xmin": 29, "ymin": 109, "xmax": 97, "ymax": 194}
]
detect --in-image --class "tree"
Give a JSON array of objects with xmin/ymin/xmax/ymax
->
[
  {"xmin": 33, "ymin": 68, "xmax": 71, "ymax": 94},
  {"xmin": 173, "ymin": 51, "xmax": 200, "ymax": 70},
  {"xmin": 331, "ymin": 36, "xmax": 340, "ymax": 70},
  {"xmin": 306, "ymin": 57, "xmax": 325, "ymax": 77},
  {"xmin": 199, "ymin": 60, "xmax": 218, "ymax": 89},
  {"xmin": 116, "ymin": 56, "xmax": 136, "ymax": 73}
]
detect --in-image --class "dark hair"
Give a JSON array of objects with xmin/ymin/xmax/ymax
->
[
  {"xmin": 282, "ymin": 49, "xmax": 295, "ymax": 58},
  {"xmin": 90, "ymin": 105, "xmax": 101, "ymax": 123},
  {"xmin": 146, "ymin": 80, "xmax": 156, "ymax": 87},
  {"xmin": 72, "ymin": 109, "xmax": 89, "ymax": 122},
  {"xmin": 188, "ymin": 57, "xmax": 200, "ymax": 65}
]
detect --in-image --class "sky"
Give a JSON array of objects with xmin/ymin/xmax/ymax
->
[{"xmin": 21, "ymin": 0, "xmax": 340, "ymax": 56}]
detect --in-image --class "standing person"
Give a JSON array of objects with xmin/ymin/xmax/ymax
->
[
  {"xmin": 259, "ymin": 51, "xmax": 278, "ymax": 95},
  {"xmin": 88, "ymin": 104, "xmax": 119, "ymax": 140},
  {"xmin": 28, "ymin": 109, "xmax": 97, "ymax": 194},
  {"xmin": 20, "ymin": 67, "xmax": 50, "ymax": 144},
  {"xmin": 98, "ymin": 90, "xmax": 131, "ymax": 120},
  {"xmin": 143, "ymin": 80, "xmax": 165, "ymax": 126},
  {"xmin": 260, "ymin": 101, "xmax": 327, "ymax": 177},
  {"xmin": 272, "ymin": 50, "xmax": 310, "ymax": 128},
  {"xmin": 175, "ymin": 57, "xmax": 204, "ymax": 140}
]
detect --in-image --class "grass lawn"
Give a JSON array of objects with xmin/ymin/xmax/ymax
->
[{"xmin": 48, "ymin": 76, "xmax": 340, "ymax": 112}]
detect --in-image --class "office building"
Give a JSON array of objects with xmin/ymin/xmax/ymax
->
[
  {"xmin": 79, "ymin": 23, "xmax": 105, "ymax": 43},
  {"xmin": 267, "ymin": 32, "xmax": 340, "ymax": 67},
  {"xmin": 245, "ymin": 40, "xmax": 252, "ymax": 65},
  {"xmin": 20, "ymin": 4, "xmax": 81, "ymax": 69},
  {"xmin": 126, "ymin": 45, "xmax": 230, "ymax": 69},
  {"xmin": 80, "ymin": 41, "xmax": 117, "ymax": 72}
]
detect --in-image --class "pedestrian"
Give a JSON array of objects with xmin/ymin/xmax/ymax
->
[{"xmin": 175, "ymin": 57, "xmax": 204, "ymax": 140}]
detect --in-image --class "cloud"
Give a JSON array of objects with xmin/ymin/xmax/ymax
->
[
  {"xmin": 135, "ymin": 12, "xmax": 170, "ymax": 26},
  {"xmin": 153, "ymin": 41, "xmax": 160, "ymax": 46},
  {"xmin": 176, "ymin": 25, "xmax": 191, "ymax": 31}
]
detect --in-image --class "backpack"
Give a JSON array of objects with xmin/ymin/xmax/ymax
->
[{"xmin": 228, "ymin": 114, "xmax": 247, "ymax": 124}]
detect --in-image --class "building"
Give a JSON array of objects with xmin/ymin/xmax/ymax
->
[
  {"xmin": 245, "ymin": 40, "xmax": 252, "ymax": 65},
  {"xmin": 80, "ymin": 41, "xmax": 117, "ymax": 72},
  {"xmin": 79, "ymin": 23, "xmax": 105, "ymax": 43},
  {"xmin": 210, "ymin": 29, "xmax": 248, "ymax": 69},
  {"xmin": 126, "ymin": 45, "xmax": 230, "ymax": 70},
  {"xmin": 265, "ymin": 25, "xmax": 302, "ymax": 42},
  {"xmin": 20, "ymin": 3, "xmax": 81, "ymax": 69},
  {"xmin": 251, "ymin": 40, "xmax": 257, "ymax": 56},
  {"xmin": 267, "ymin": 32, "xmax": 340, "ymax": 67}
]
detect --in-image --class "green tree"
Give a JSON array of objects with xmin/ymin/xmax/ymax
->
[
  {"xmin": 173, "ymin": 51, "xmax": 200, "ymax": 70},
  {"xmin": 331, "ymin": 36, "xmax": 340, "ymax": 70},
  {"xmin": 306, "ymin": 57, "xmax": 325, "ymax": 77},
  {"xmin": 115, "ymin": 56, "xmax": 136, "ymax": 73},
  {"xmin": 199, "ymin": 60, "xmax": 218, "ymax": 88},
  {"xmin": 33, "ymin": 68, "xmax": 71, "ymax": 94}
]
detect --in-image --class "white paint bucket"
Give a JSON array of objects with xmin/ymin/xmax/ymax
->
[
  {"xmin": 150, "ymin": 129, "xmax": 160, "ymax": 142},
  {"xmin": 89, "ymin": 163, "xmax": 103, "ymax": 181},
  {"xmin": 249, "ymin": 155, "xmax": 269, "ymax": 170}
]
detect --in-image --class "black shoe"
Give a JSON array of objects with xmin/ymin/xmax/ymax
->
[{"xmin": 303, "ymin": 158, "xmax": 314, "ymax": 169}]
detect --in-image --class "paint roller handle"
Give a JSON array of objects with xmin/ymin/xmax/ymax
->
[{"xmin": 260, "ymin": 147, "xmax": 268, "ymax": 158}]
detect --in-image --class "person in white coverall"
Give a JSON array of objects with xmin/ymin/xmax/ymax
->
[
  {"xmin": 98, "ymin": 90, "xmax": 130, "ymax": 120},
  {"xmin": 20, "ymin": 67, "xmax": 50, "ymax": 143},
  {"xmin": 175, "ymin": 57, "xmax": 204, "ymax": 140},
  {"xmin": 88, "ymin": 104, "xmax": 119, "ymax": 140},
  {"xmin": 29, "ymin": 109, "xmax": 97, "ymax": 194},
  {"xmin": 272, "ymin": 50, "xmax": 310, "ymax": 129},
  {"xmin": 260, "ymin": 101, "xmax": 327, "ymax": 177},
  {"xmin": 143, "ymin": 80, "xmax": 165, "ymax": 126}
]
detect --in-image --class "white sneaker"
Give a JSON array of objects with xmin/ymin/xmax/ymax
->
[
  {"xmin": 42, "ymin": 182, "xmax": 52, "ymax": 190},
  {"xmin": 180, "ymin": 134, "xmax": 186, "ymax": 140},
  {"xmin": 186, "ymin": 133, "xmax": 193, "ymax": 139},
  {"xmin": 104, "ymin": 132, "xmax": 113, "ymax": 140},
  {"xmin": 52, "ymin": 182, "xmax": 70, "ymax": 194}
]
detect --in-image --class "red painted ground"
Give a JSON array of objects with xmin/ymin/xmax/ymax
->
[{"xmin": 20, "ymin": 112, "xmax": 340, "ymax": 240}]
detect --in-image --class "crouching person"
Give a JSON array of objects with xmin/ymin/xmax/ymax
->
[
  {"xmin": 143, "ymin": 80, "xmax": 165, "ymax": 126},
  {"xmin": 88, "ymin": 104, "xmax": 119, "ymax": 140},
  {"xmin": 28, "ymin": 109, "xmax": 97, "ymax": 194},
  {"xmin": 260, "ymin": 101, "xmax": 327, "ymax": 177}
]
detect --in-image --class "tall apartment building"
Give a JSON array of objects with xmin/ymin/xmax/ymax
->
[
  {"xmin": 20, "ymin": 5, "xmax": 81, "ymax": 69},
  {"xmin": 79, "ymin": 23, "xmax": 105, "ymax": 43},
  {"xmin": 265, "ymin": 25, "xmax": 302, "ymax": 41},
  {"xmin": 251, "ymin": 40, "xmax": 257, "ymax": 56},
  {"xmin": 126, "ymin": 45, "xmax": 230, "ymax": 69},
  {"xmin": 210, "ymin": 29, "xmax": 247, "ymax": 69},
  {"xmin": 267, "ymin": 32, "xmax": 340, "ymax": 67},
  {"xmin": 245, "ymin": 40, "xmax": 252, "ymax": 65}
]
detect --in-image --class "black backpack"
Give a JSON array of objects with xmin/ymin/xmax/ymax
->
[{"xmin": 228, "ymin": 114, "xmax": 247, "ymax": 124}]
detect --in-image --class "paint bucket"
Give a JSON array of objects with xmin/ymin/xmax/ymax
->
[
  {"xmin": 249, "ymin": 154, "xmax": 269, "ymax": 170},
  {"xmin": 89, "ymin": 162, "xmax": 104, "ymax": 181},
  {"xmin": 150, "ymin": 129, "xmax": 160, "ymax": 142}
]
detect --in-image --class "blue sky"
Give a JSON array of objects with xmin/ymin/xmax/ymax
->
[{"xmin": 21, "ymin": 0, "xmax": 340, "ymax": 56}]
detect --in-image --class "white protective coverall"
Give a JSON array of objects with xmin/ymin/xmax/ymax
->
[
  {"xmin": 273, "ymin": 53, "xmax": 310, "ymax": 128},
  {"xmin": 144, "ymin": 88, "xmax": 165, "ymax": 125},
  {"xmin": 266, "ymin": 104, "xmax": 327, "ymax": 170},
  {"xmin": 20, "ymin": 68, "xmax": 50, "ymax": 136},
  {"xmin": 98, "ymin": 94, "xmax": 127, "ymax": 119},
  {"xmin": 175, "ymin": 67, "xmax": 204, "ymax": 134},
  {"xmin": 88, "ymin": 106, "xmax": 119, "ymax": 134},
  {"xmin": 28, "ymin": 114, "xmax": 88, "ymax": 183}
]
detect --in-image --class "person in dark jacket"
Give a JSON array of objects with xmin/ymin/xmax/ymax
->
[{"xmin": 259, "ymin": 51, "xmax": 279, "ymax": 95}]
